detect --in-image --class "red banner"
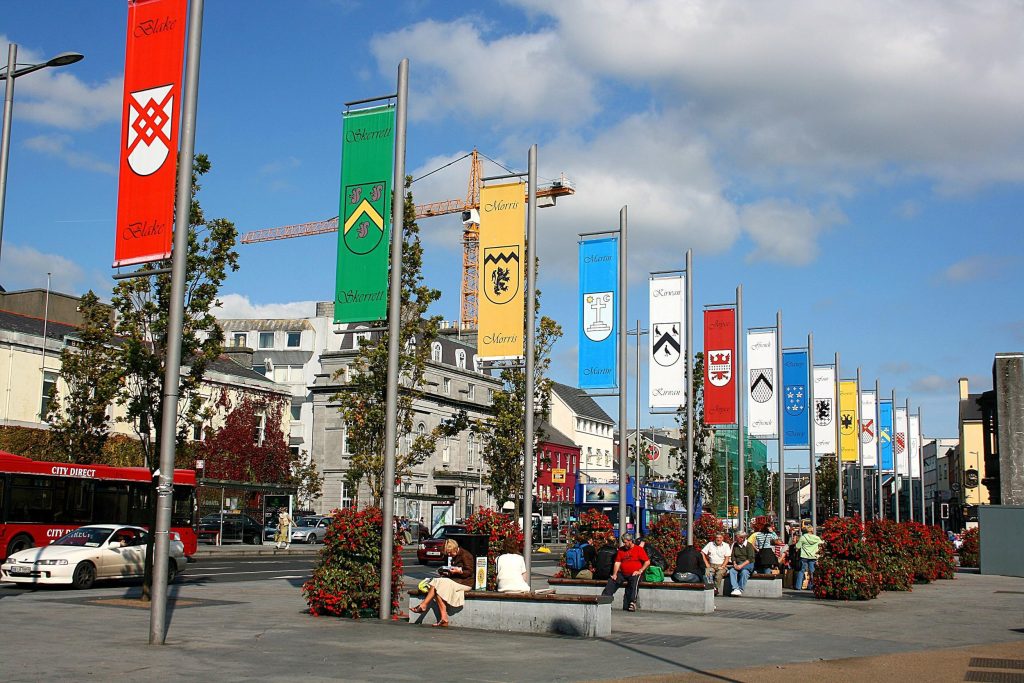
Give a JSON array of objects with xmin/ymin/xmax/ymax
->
[
  {"xmin": 704, "ymin": 308, "xmax": 737, "ymax": 425},
  {"xmin": 113, "ymin": 0, "xmax": 187, "ymax": 267}
]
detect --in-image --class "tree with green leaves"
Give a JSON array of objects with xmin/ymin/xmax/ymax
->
[
  {"xmin": 46, "ymin": 291, "xmax": 121, "ymax": 463},
  {"xmin": 673, "ymin": 352, "xmax": 715, "ymax": 513},
  {"xmin": 334, "ymin": 180, "xmax": 454, "ymax": 506},
  {"xmin": 816, "ymin": 454, "xmax": 839, "ymax": 518}
]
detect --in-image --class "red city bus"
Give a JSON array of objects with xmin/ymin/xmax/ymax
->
[{"xmin": 0, "ymin": 451, "xmax": 197, "ymax": 560}]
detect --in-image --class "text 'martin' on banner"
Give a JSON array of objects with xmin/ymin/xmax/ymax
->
[
  {"xmin": 782, "ymin": 349, "xmax": 810, "ymax": 448},
  {"xmin": 746, "ymin": 329, "xmax": 778, "ymax": 438},
  {"xmin": 812, "ymin": 366, "xmax": 837, "ymax": 456},
  {"xmin": 334, "ymin": 105, "xmax": 396, "ymax": 324},
  {"xmin": 113, "ymin": 0, "xmax": 188, "ymax": 268},
  {"xmin": 648, "ymin": 275, "xmax": 685, "ymax": 409},
  {"xmin": 703, "ymin": 308, "xmax": 736, "ymax": 425},
  {"xmin": 477, "ymin": 182, "xmax": 525, "ymax": 360},
  {"xmin": 578, "ymin": 237, "xmax": 618, "ymax": 390},
  {"xmin": 838, "ymin": 379, "xmax": 859, "ymax": 462}
]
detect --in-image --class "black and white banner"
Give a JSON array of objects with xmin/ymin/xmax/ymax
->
[
  {"xmin": 746, "ymin": 329, "xmax": 778, "ymax": 438},
  {"xmin": 812, "ymin": 366, "xmax": 837, "ymax": 455},
  {"xmin": 648, "ymin": 275, "xmax": 685, "ymax": 409}
]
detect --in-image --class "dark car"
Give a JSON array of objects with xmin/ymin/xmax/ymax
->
[
  {"xmin": 198, "ymin": 513, "xmax": 264, "ymax": 545},
  {"xmin": 416, "ymin": 524, "xmax": 467, "ymax": 565}
]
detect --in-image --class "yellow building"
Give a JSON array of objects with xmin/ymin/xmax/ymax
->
[{"xmin": 957, "ymin": 377, "xmax": 995, "ymax": 507}]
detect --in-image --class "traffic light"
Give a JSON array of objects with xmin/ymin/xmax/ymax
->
[
  {"xmin": 743, "ymin": 495, "xmax": 750, "ymax": 512},
  {"xmin": 940, "ymin": 503, "xmax": 950, "ymax": 520}
]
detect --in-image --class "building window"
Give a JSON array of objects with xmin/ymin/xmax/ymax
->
[
  {"xmin": 442, "ymin": 437, "xmax": 451, "ymax": 463},
  {"xmin": 286, "ymin": 331, "xmax": 301, "ymax": 348},
  {"xmin": 404, "ymin": 430, "xmax": 412, "ymax": 456},
  {"xmin": 456, "ymin": 349, "xmax": 466, "ymax": 369},
  {"xmin": 252, "ymin": 365, "xmax": 267, "ymax": 377},
  {"xmin": 253, "ymin": 414, "xmax": 266, "ymax": 445},
  {"xmin": 416, "ymin": 484, "xmax": 423, "ymax": 494},
  {"xmin": 192, "ymin": 422, "xmax": 204, "ymax": 441},
  {"xmin": 341, "ymin": 423, "xmax": 350, "ymax": 456},
  {"xmin": 340, "ymin": 483, "xmax": 353, "ymax": 510},
  {"xmin": 443, "ymin": 378, "xmax": 451, "ymax": 394},
  {"xmin": 289, "ymin": 445, "xmax": 299, "ymax": 458},
  {"xmin": 467, "ymin": 433, "xmax": 476, "ymax": 466},
  {"xmin": 290, "ymin": 402, "xmax": 302, "ymax": 421},
  {"xmin": 40, "ymin": 370, "xmax": 58, "ymax": 419},
  {"xmin": 258, "ymin": 332, "xmax": 274, "ymax": 349},
  {"xmin": 233, "ymin": 333, "xmax": 246, "ymax": 347},
  {"xmin": 354, "ymin": 327, "xmax": 370, "ymax": 346},
  {"xmin": 431, "ymin": 342, "xmax": 442, "ymax": 362},
  {"xmin": 467, "ymin": 384, "xmax": 475, "ymax": 400}
]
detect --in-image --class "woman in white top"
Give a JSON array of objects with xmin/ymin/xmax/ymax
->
[{"xmin": 496, "ymin": 537, "xmax": 532, "ymax": 592}]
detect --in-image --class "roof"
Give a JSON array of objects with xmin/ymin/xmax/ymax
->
[
  {"xmin": 550, "ymin": 381, "xmax": 614, "ymax": 424},
  {"xmin": 539, "ymin": 420, "xmax": 578, "ymax": 449},
  {"xmin": 335, "ymin": 323, "xmax": 487, "ymax": 373},
  {"xmin": 206, "ymin": 355, "xmax": 281, "ymax": 386},
  {"xmin": 0, "ymin": 308, "xmax": 79, "ymax": 342},
  {"xmin": 219, "ymin": 319, "xmax": 313, "ymax": 331},
  {"xmin": 959, "ymin": 392, "xmax": 989, "ymax": 422}
]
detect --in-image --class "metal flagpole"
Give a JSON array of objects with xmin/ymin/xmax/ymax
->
[
  {"xmin": 893, "ymin": 388, "xmax": 900, "ymax": 523},
  {"xmin": 685, "ymin": 249, "xmax": 694, "ymax": 543},
  {"xmin": 876, "ymin": 378, "xmax": 883, "ymax": 519},
  {"xmin": 856, "ymin": 367, "xmax": 865, "ymax": 518},
  {"xmin": 378, "ymin": 58, "xmax": 409, "ymax": 620},
  {"xmin": 522, "ymin": 143, "xmax": 538, "ymax": 576},
  {"xmin": 906, "ymin": 396, "xmax": 913, "ymax": 521},
  {"xmin": 736, "ymin": 286, "xmax": 745, "ymax": 532},
  {"xmin": 635, "ymin": 319, "xmax": 642, "ymax": 531},
  {"xmin": 617, "ymin": 206, "xmax": 629, "ymax": 538},
  {"xmin": 835, "ymin": 352, "xmax": 843, "ymax": 518},
  {"xmin": 918, "ymin": 406, "xmax": 926, "ymax": 523},
  {"xmin": 150, "ymin": 0, "xmax": 203, "ymax": 645},
  {"xmin": 776, "ymin": 310, "xmax": 785, "ymax": 526},
  {"xmin": 808, "ymin": 332, "xmax": 817, "ymax": 529}
]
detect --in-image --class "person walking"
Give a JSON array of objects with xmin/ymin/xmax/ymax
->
[
  {"xmin": 275, "ymin": 508, "xmax": 294, "ymax": 549},
  {"xmin": 794, "ymin": 526, "xmax": 822, "ymax": 591}
]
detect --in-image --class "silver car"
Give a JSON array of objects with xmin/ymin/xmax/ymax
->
[{"xmin": 287, "ymin": 516, "xmax": 331, "ymax": 544}]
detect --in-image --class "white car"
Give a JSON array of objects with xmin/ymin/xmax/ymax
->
[{"xmin": 0, "ymin": 525, "xmax": 186, "ymax": 589}]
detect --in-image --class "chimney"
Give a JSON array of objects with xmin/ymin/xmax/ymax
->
[
  {"xmin": 958, "ymin": 377, "xmax": 969, "ymax": 400},
  {"xmin": 224, "ymin": 346, "xmax": 254, "ymax": 370}
]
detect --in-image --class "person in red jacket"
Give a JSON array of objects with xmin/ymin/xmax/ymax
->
[{"xmin": 600, "ymin": 533, "xmax": 650, "ymax": 611}]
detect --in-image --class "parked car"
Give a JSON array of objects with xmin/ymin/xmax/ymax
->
[
  {"xmin": 416, "ymin": 524, "xmax": 467, "ymax": 565},
  {"xmin": 265, "ymin": 516, "xmax": 331, "ymax": 544},
  {"xmin": 197, "ymin": 513, "xmax": 264, "ymax": 545},
  {"xmin": 0, "ymin": 525, "xmax": 185, "ymax": 589}
]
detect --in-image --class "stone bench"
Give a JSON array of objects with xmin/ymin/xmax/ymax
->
[
  {"xmin": 739, "ymin": 574, "xmax": 783, "ymax": 598},
  {"xmin": 547, "ymin": 577, "xmax": 714, "ymax": 614},
  {"xmin": 407, "ymin": 589, "xmax": 612, "ymax": 637}
]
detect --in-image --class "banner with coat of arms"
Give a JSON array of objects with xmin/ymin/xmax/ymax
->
[
  {"xmin": 578, "ymin": 237, "xmax": 618, "ymax": 389},
  {"xmin": 477, "ymin": 182, "xmax": 526, "ymax": 359},
  {"xmin": 114, "ymin": 0, "xmax": 188, "ymax": 267},
  {"xmin": 782, "ymin": 349, "xmax": 810, "ymax": 448},
  {"xmin": 334, "ymin": 105, "xmax": 395, "ymax": 323},
  {"xmin": 879, "ymin": 399, "xmax": 894, "ymax": 472},
  {"xmin": 859, "ymin": 389, "xmax": 878, "ymax": 467},
  {"xmin": 894, "ymin": 406, "xmax": 909, "ymax": 476},
  {"xmin": 812, "ymin": 365, "xmax": 837, "ymax": 455},
  {"xmin": 648, "ymin": 275, "xmax": 685, "ymax": 409},
  {"xmin": 908, "ymin": 413, "xmax": 921, "ymax": 478},
  {"xmin": 703, "ymin": 308, "xmax": 736, "ymax": 425},
  {"xmin": 745, "ymin": 329, "xmax": 778, "ymax": 438},
  {"xmin": 838, "ymin": 380, "xmax": 859, "ymax": 462}
]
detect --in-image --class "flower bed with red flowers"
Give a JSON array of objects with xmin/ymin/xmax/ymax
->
[
  {"xmin": 903, "ymin": 521, "xmax": 941, "ymax": 583},
  {"xmin": 928, "ymin": 525, "xmax": 957, "ymax": 579},
  {"xmin": 864, "ymin": 519, "xmax": 914, "ymax": 591},
  {"xmin": 813, "ymin": 516, "xmax": 881, "ymax": 601},
  {"xmin": 694, "ymin": 513, "xmax": 727, "ymax": 548},
  {"xmin": 464, "ymin": 507, "xmax": 524, "ymax": 590},
  {"xmin": 556, "ymin": 508, "xmax": 613, "ymax": 577},
  {"xmin": 959, "ymin": 527, "xmax": 979, "ymax": 568},
  {"xmin": 302, "ymin": 506, "xmax": 402, "ymax": 619},
  {"xmin": 644, "ymin": 513, "xmax": 683, "ymax": 574}
]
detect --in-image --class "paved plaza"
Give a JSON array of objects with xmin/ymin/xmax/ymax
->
[{"xmin": 1, "ymin": 566, "xmax": 1022, "ymax": 681}]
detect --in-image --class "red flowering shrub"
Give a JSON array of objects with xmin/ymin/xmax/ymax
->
[
  {"xmin": 303, "ymin": 506, "xmax": 402, "ymax": 619},
  {"xmin": 864, "ymin": 519, "xmax": 914, "ymax": 591},
  {"xmin": 750, "ymin": 515, "xmax": 772, "ymax": 533},
  {"xmin": 644, "ymin": 514, "xmax": 683, "ymax": 574},
  {"xmin": 556, "ymin": 509, "xmax": 613, "ymax": 577},
  {"xmin": 694, "ymin": 513, "xmax": 727, "ymax": 548},
  {"xmin": 959, "ymin": 527, "xmax": 979, "ymax": 568},
  {"xmin": 464, "ymin": 507, "xmax": 524, "ymax": 590},
  {"xmin": 927, "ymin": 525, "xmax": 956, "ymax": 579},
  {"xmin": 813, "ymin": 516, "xmax": 880, "ymax": 601},
  {"xmin": 904, "ymin": 521, "xmax": 939, "ymax": 583}
]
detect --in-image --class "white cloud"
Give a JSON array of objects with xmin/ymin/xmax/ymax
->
[
  {"xmin": 1, "ymin": 243, "xmax": 88, "ymax": 294},
  {"xmin": 739, "ymin": 199, "xmax": 841, "ymax": 266},
  {"xmin": 910, "ymin": 374, "xmax": 953, "ymax": 395},
  {"xmin": 23, "ymin": 133, "xmax": 115, "ymax": 174},
  {"xmin": 938, "ymin": 254, "xmax": 1008, "ymax": 283},
  {"xmin": 216, "ymin": 293, "xmax": 318, "ymax": 320}
]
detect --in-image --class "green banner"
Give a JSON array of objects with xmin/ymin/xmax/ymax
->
[{"xmin": 335, "ymin": 105, "xmax": 395, "ymax": 323}]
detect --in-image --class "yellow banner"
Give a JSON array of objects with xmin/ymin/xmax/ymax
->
[
  {"xmin": 839, "ymin": 380, "xmax": 859, "ymax": 462},
  {"xmin": 477, "ymin": 182, "xmax": 525, "ymax": 359}
]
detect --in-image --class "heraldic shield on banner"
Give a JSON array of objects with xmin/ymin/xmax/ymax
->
[
  {"xmin": 750, "ymin": 368, "xmax": 773, "ymax": 403},
  {"xmin": 815, "ymin": 398, "xmax": 832, "ymax": 426},
  {"xmin": 785, "ymin": 384, "xmax": 806, "ymax": 415},
  {"xmin": 860, "ymin": 419, "xmax": 875, "ymax": 443},
  {"xmin": 840, "ymin": 410, "xmax": 856, "ymax": 435},
  {"xmin": 708, "ymin": 350, "xmax": 732, "ymax": 387},
  {"xmin": 583, "ymin": 291, "xmax": 614, "ymax": 342},
  {"xmin": 343, "ymin": 181, "xmax": 387, "ymax": 255},
  {"xmin": 483, "ymin": 245, "xmax": 521, "ymax": 305},
  {"xmin": 652, "ymin": 322, "xmax": 681, "ymax": 367},
  {"xmin": 126, "ymin": 85, "xmax": 174, "ymax": 176}
]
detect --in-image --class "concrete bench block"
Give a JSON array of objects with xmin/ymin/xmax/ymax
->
[
  {"xmin": 548, "ymin": 579, "xmax": 714, "ymax": 615},
  {"xmin": 407, "ymin": 590, "xmax": 612, "ymax": 637},
  {"xmin": 740, "ymin": 575, "xmax": 783, "ymax": 598}
]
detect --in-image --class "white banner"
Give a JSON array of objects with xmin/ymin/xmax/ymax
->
[
  {"xmin": 894, "ymin": 407, "xmax": 909, "ymax": 476},
  {"xmin": 909, "ymin": 413, "xmax": 921, "ymax": 478},
  {"xmin": 812, "ymin": 366, "xmax": 836, "ymax": 455},
  {"xmin": 860, "ymin": 389, "xmax": 878, "ymax": 467},
  {"xmin": 648, "ymin": 275, "xmax": 685, "ymax": 409},
  {"xmin": 746, "ymin": 329, "xmax": 778, "ymax": 438}
]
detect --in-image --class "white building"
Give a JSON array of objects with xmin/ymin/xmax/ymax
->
[{"xmin": 549, "ymin": 381, "xmax": 616, "ymax": 483}]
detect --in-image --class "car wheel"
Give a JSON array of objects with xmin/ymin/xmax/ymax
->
[
  {"xmin": 307, "ymin": 533, "xmax": 317, "ymax": 544},
  {"xmin": 167, "ymin": 560, "xmax": 178, "ymax": 584},
  {"xmin": 71, "ymin": 561, "xmax": 97, "ymax": 590},
  {"xmin": 6, "ymin": 534, "xmax": 33, "ymax": 558}
]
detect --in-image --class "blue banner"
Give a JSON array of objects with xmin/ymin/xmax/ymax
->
[
  {"xmin": 578, "ymin": 237, "xmax": 618, "ymax": 389},
  {"xmin": 879, "ymin": 400, "xmax": 893, "ymax": 471},
  {"xmin": 782, "ymin": 349, "xmax": 810, "ymax": 447}
]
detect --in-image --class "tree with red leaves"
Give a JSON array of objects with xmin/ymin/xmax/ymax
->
[{"xmin": 198, "ymin": 389, "xmax": 292, "ymax": 484}]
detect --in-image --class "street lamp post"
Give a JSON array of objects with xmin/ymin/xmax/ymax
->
[{"xmin": 0, "ymin": 45, "xmax": 84, "ymax": 269}]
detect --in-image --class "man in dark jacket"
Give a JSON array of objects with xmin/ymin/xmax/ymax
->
[
  {"xmin": 672, "ymin": 544, "xmax": 709, "ymax": 583},
  {"xmin": 593, "ymin": 542, "xmax": 618, "ymax": 581},
  {"xmin": 728, "ymin": 530, "xmax": 756, "ymax": 595}
]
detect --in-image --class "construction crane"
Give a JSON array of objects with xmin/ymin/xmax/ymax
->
[{"xmin": 240, "ymin": 149, "xmax": 575, "ymax": 329}]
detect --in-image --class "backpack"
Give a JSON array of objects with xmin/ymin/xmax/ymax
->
[
  {"xmin": 755, "ymin": 547, "xmax": 778, "ymax": 571},
  {"xmin": 565, "ymin": 543, "xmax": 589, "ymax": 572},
  {"xmin": 644, "ymin": 565, "xmax": 665, "ymax": 583},
  {"xmin": 644, "ymin": 544, "xmax": 667, "ymax": 571},
  {"xmin": 594, "ymin": 545, "xmax": 618, "ymax": 580}
]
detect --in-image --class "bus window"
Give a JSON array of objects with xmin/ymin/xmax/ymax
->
[
  {"xmin": 9, "ymin": 475, "xmax": 55, "ymax": 523},
  {"xmin": 127, "ymin": 483, "xmax": 151, "ymax": 526},
  {"xmin": 94, "ymin": 482, "xmax": 129, "ymax": 523},
  {"xmin": 172, "ymin": 485, "xmax": 194, "ymax": 527},
  {"xmin": 53, "ymin": 478, "xmax": 93, "ymax": 524}
]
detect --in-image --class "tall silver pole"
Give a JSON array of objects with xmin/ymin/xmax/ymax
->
[
  {"xmin": 39, "ymin": 273, "xmax": 51, "ymax": 419},
  {"xmin": 684, "ymin": 249, "xmax": 694, "ymax": 543},
  {"xmin": 0, "ymin": 44, "xmax": 17, "ymax": 270},
  {"xmin": 736, "ymin": 286, "xmax": 745, "ymax": 532},
  {"xmin": 808, "ymin": 332, "xmax": 817, "ymax": 529},
  {"xmin": 893, "ymin": 389, "xmax": 900, "ymax": 523},
  {"xmin": 150, "ymin": 0, "xmax": 203, "ymax": 645},
  {"xmin": 617, "ymin": 206, "xmax": 628, "ymax": 537},
  {"xmin": 775, "ymin": 310, "xmax": 784, "ymax": 526},
  {"xmin": 906, "ymin": 396, "xmax": 913, "ymax": 521},
  {"xmin": 522, "ymin": 144, "xmax": 538, "ymax": 576},
  {"xmin": 377, "ymin": 58, "xmax": 409, "ymax": 620},
  {"xmin": 918, "ymin": 406, "xmax": 926, "ymax": 523},
  {"xmin": 835, "ymin": 352, "xmax": 843, "ymax": 517},
  {"xmin": 856, "ymin": 367, "xmax": 865, "ymax": 519},
  {"xmin": 635, "ymin": 319, "xmax": 642, "ymax": 532},
  {"xmin": 876, "ymin": 379, "xmax": 883, "ymax": 520}
]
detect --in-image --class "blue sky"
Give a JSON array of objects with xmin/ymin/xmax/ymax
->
[{"xmin": 3, "ymin": 1, "xmax": 1023, "ymax": 452}]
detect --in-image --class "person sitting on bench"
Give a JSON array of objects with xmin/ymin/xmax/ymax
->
[
  {"xmin": 601, "ymin": 533, "xmax": 650, "ymax": 612},
  {"xmin": 672, "ymin": 543, "xmax": 710, "ymax": 584}
]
